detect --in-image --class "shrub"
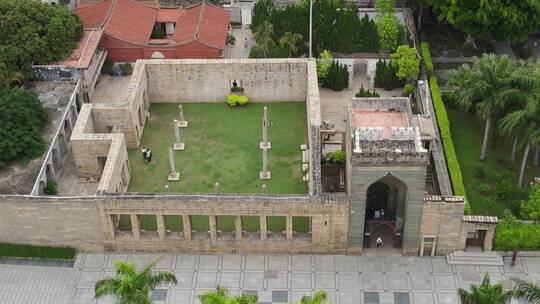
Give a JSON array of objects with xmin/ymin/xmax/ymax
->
[
  {"xmin": 403, "ymin": 83, "xmax": 415, "ymax": 96},
  {"xmin": 477, "ymin": 183, "xmax": 490, "ymax": 196},
  {"xmin": 316, "ymin": 50, "xmax": 333, "ymax": 80},
  {"xmin": 231, "ymin": 86, "xmax": 244, "ymax": 93},
  {"xmin": 494, "ymin": 217, "xmax": 540, "ymax": 251},
  {"xmin": 429, "ymin": 75, "xmax": 470, "ymax": 213},
  {"xmin": 355, "ymin": 85, "xmax": 380, "ymax": 98},
  {"xmin": 226, "ymin": 94, "xmax": 249, "ymax": 107},
  {"xmin": 101, "ymin": 58, "xmax": 114, "ymax": 75},
  {"xmin": 376, "ymin": 14, "xmax": 400, "ymax": 53},
  {"xmin": 520, "ymin": 185, "xmax": 540, "ymax": 221},
  {"xmin": 119, "ymin": 63, "xmax": 133, "ymax": 74},
  {"xmin": 475, "ymin": 166, "xmax": 486, "ymax": 179},
  {"xmin": 331, "ymin": 150, "xmax": 346, "ymax": 164},
  {"xmin": 390, "ymin": 45, "xmax": 420, "ymax": 81},
  {"xmin": 420, "ymin": 42, "xmax": 433, "ymax": 74},
  {"xmin": 227, "ymin": 33, "xmax": 236, "ymax": 45},
  {"xmin": 374, "ymin": 59, "xmax": 402, "ymax": 90},
  {"xmin": 43, "ymin": 181, "xmax": 57, "ymax": 195},
  {"xmin": 322, "ymin": 60, "xmax": 349, "ymax": 91},
  {"xmin": 0, "ymin": 243, "xmax": 76, "ymax": 260}
]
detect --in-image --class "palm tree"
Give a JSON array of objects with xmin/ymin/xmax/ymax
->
[
  {"xmin": 513, "ymin": 278, "xmax": 540, "ymax": 303},
  {"xmin": 254, "ymin": 21, "xmax": 274, "ymax": 58},
  {"xmin": 198, "ymin": 286, "xmax": 257, "ymax": 304},
  {"xmin": 95, "ymin": 259, "xmax": 177, "ymax": 303},
  {"xmin": 279, "ymin": 32, "xmax": 303, "ymax": 57},
  {"xmin": 448, "ymin": 54, "xmax": 516, "ymax": 160},
  {"xmin": 299, "ymin": 290, "xmax": 332, "ymax": 304},
  {"xmin": 458, "ymin": 273, "xmax": 513, "ymax": 304}
]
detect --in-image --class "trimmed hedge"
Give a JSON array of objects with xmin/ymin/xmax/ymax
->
[
  {"xmin": 429, "ymin": 76, "xmax": 470, "ymax": 213},
  {"xmin": 0, "ymin": 243, "xmax": 76, "ymax": 260},
  {"xmin": 420, "ymin": 42, "xmax": 433, "ymax": 74},
  {"xmin": 494, "ymin": 219, "xmax": 540, "ymax": 251}
]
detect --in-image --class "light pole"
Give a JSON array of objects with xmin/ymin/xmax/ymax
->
[{"xmin": 309, "ymin": 0, "xmax": 313, "ymax": 58}]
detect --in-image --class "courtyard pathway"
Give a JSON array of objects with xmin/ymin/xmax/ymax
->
[{"xmin": 0, "ymin": 253, "xmax": 536, "ymax": 304}]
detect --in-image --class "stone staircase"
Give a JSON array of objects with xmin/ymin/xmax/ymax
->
[{"xmin": 446, "ymin": 250, "xmax": 504, "ymax": 266}]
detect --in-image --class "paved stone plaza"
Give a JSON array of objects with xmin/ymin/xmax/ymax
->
[{"xmin": 0, "ymin": 253, "xmax": 537, "ymax": 304}]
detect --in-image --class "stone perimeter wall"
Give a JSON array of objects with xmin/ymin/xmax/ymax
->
[{"xmin": 0, "ymin": 194, "xmax": 349, "ymax": 254}]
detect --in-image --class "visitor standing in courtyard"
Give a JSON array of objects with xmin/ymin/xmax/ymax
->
[
  {"xmin": 244, "ymin": 37, "xmax": 248, "ymax": 49},
  {"xmin": 146, "ymin": 149, "xmax": 153, "ymax": 162},
  {"xmin": 376, "ymin": 237, "xmax": 383, "ymax": 248},
  {"xmin": 142, "ymin": 146, "xmax": 147, "ymax": 161}
]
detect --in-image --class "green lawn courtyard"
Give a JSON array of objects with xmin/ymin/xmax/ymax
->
[
  {"xmin": 127, "ymin": 102, "xmax": 308, "ymax": 194},
  {"xmin": 448, "ymin": 108, "xmax": 540, "ymax": 216}
]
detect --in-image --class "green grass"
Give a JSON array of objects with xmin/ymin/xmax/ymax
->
[
  {"xmin": 0, "ymin": 243, "xmax": 76, "ymax": 260},
  {"xmin": 447, "ymin": 108, "xmax": 539, "ymax": 216},
  {"xmin": 127, "ymin": 103, "xmax": 308, "ymax": 194}
]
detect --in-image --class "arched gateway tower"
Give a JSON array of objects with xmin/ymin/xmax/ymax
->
[{"xmin": 345, "ymin": 98, "xmax": 429, "ymax": 255}]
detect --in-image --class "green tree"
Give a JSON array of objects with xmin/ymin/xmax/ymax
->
[
  {"xmin": 279, "ymin": 32, "xmax": 303, "ymax": 57},
  {"xmin": 418, "ymin": 0, "xmax": 540, "ymax": 45},
  {"xmin": 299, "ymin": 290, "xmax": 332, "ymax": 304},
  {"xmin": 0, "ymin": 87, "xmax": 48, "ymax": 168},
  {"xmin": 375, "ymin": 0, "xmax": 399, "ymax": 52},
  {"xmin": 447, "ymin": 54, "xmax": 516, "ymax": 161},
  {"xmin": 252, "ymin": 0, "xmax": 274, "ymax": 30},
  {"xmin": 95, "ymin": 259, "xmax": 177, "ymax": 303},
  {"xmin": 357, "ymin": 15, "xmax": 380, "ymax": 53},
  {"xmin": 458, "ymin": 274, "xmax": 513, "ymax": 304},
  {"xmin": 513, "ymin": 279, "xmax": 540, "ymax": 303},
  {"xmin": 322, "ymin": 60, "xmax": 349, "ymax": 91},
  {"xmin": 0, "ymin": 0, "xmax": 83, "ymax": 84},
  {"xmin": 254, "ymin": 21, "xmax": 275, "ymax": 58},
  {"xmin": 521, "ymin": 185, "xmax": 540, "ymax": 222},
  {"xmin": 316, "ymin": 50, "xmax": 333, "ymax": 80},
  {"xmin": 199, "ymin": 286, "xmax": 257, "ymax": 304},
  {"xmin": 390, "ymin": 45, "xmax": 420, "ymax": 82}
]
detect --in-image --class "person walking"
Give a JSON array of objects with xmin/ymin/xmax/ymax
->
[
  {"xmin": 142, "ymin": 146, "xmax": 147, "ymax": 161},
  {"xmin": 244, "ymin": 37, "xmax": 249, "ymax": 49},
  {"xmin": 376, "ymin": 237, "xmax": 383, "ymax": 248},
  {"xmin": 146, "ymin": 149, "xmax": 153, "ymax": 163}
]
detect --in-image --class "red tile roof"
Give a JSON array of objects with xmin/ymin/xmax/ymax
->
[
  {"xmin": 157, "ymin": 8, "xmax": 181, "ymax": 23},
  {"xmin": 105, "ymin": 0, "xmax": 157, "ymax": 45},
  {"xmin": 56, "ymin": 29, "xmax": 104, "ymax": 69},
  {"xmin": 76, "ymin": 0, "xmax": 113, "ymax": 28}
]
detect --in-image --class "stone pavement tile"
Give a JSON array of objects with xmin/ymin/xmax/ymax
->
[
  {"xmin": 291, "ymin": 272, "xmax": 312, "ymax": 289},
  {"xmin": 168, "ymin": 289, "xmax": 191, "ymax": 304},
  {"xmin": 409, "ymin": 274, "xmax": 433, "ymax": 291},
  {"xmin": 154, "ymin": 254, "xmax": 175, "ymax": 270},
  {"xmin": 257, "ymin": 290, "xmax": 273, "ymax": 302},
  {"xmin": 340, "ymin": 291, "xmax": 362, "ymax": 304},
  {"xmin": 130, "ymin": 254, "xmax": 153, "ymax": 269},
  {"xmin": 198, "ymin": 255, "xmax": 220, "ymax": 270},
  {"xmin": 412, "ymin": 292, "xmax": 435, "ymax": 304},
  {"xmin": 315, "ymin": 272, "xmax": 336, "ymax": 289},
  {"xmin": 173, "ymin": 271, "xmax": 194, "ymax": 288},
  {"xmin": 195, "ymin": 271, "xmax": 218, "ymax": 288},
  {"xmin": 243, "ymin": 271, "xmax": 264, "ymax": 289},
  {"xmin": 364, "ymin": 291, "xmax": 380, "ymax": 304},
  {"xmin": 523, "ymin": 258, "xmax": 540, "ymax": 274},
  {"xmin": 528, "ymin": 273, "xmax": 540, "ymax": 284},
  {"xmin": 336, "ymin": 255, "xmax": 359, "ymax": 273},
  {"xmin": 245, "ymin": 255, "xmax": 265, "ymax": 271},
  {"xmin": 502, "ymin": 258, "xmax": 526, "ymax": 274},
  {"xmin": 100, "ymin": 270, "xmax": 116, "ymax": 280},
  {"xmin": 379, "ymin": 292, "xmax": 395, "ymax": 304},
  {"xmin": 455, "ymin": 265, "xmax": 478, "ymax": 273},
  {"xmin": 292, "ymin": 255, "xmax": 312, "ymax": 271},
  {"xmin": 320, "ymin": 290, "xmax": 337, "ymax": 303},
  {"xmin": 291, "ymin": 290, "xmax": 311, "ymax": 303},
  {"xmin": 268, "ymin": 256, "xmax": 288, "ymax": 271},
  {"xmin": 72, "ymin": 288, "xmax": 94, "ymax": 304},
  {"xmin": 266, "ymin": 271, "xmax": 288, "ymax": 289},
  {"xmin": 362, "ymin": 272, "xmax": 384, "ymax": 290},
  {"xmin": 502, "ymin": 274, "xmax": 529, "ymax": 289},
  {"xmin": 434, "ymin": 274, "xmax": 456, "ymax": 290},
  {"xmin": 314, "ymin": 255, "xmax": 335, "ymax": 272},
  {"xmin": 83, "ymin": 254, "xmax": 106, "ymax": 269},
  {"xmin": 385, "ymin": 273, "xmax": 408, "ymax": 290},
  {"xmin": 437, "ymin": 292, "xmax": 460, "ymax": 304},
  {"xmin": 193, "ymin": 289, "xmax": 214, "ymax": 304},
  {"xmin": 78, "ymin": 270, "xmax": 102, "ymax": 287},
  {"xmin": 361, "ymin": 256, "xmax": 385, "ymax": 272},
  {"xmin": 175, "ymin": 255, "xmax": 197, "ymax": 270},
  {"xmin": 105, "ymin": 254, "xmax": 129, "ymax": 269},
  {"xmin": 458, "ymin": 273, "xmax": 483, "ymax": 288},
  {"xmin": 73, "ymin": 255, "xmax": 85, "ymax": 269},
  {"xmin": 431, "ymin": 259, "xmax": 453, "ymax": 273},
  {"xmin": 478, "ymin": 265, "xmax": 502, "ymax": 274},
  {"xmin": 219, "ymin": 271, "xmax": 241, "ymax": 289},
  {"xmin": 385, "ymin": 256, "xmax": 408, "ymax": 273},
  {"xmin": 221, "ymin": 255, "xmax": 242, "ymax": 271},
  {"xmin": 338, "ymin": 272, "xmax": 362, "ymax": 291},
  {"xmin": 96, "ymin": 294, "xmax": 116, "ymax": 304},
  {"xmin": 151, "ymin": 289, "xmax": 168, "ymax": 302},
  {"xmin": 406, "ymin": 257, "xmax": 432, "ymax": 273},
  {"xmin": 394, "ymin": 292, "xmax": 411, "ymax": 304},
  {"xmin": 272, "ymin": 290, "xmax": 289, "ymax": 303}
]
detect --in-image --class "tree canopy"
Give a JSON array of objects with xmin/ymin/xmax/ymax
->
[
  {"xmin": 390, "ymin": 45, "xmax": 420, "ymax": 81},
  {"xmin": 419, "ymin": 0, "xmax": 540, "ymax": 44},
  {"xmin": 0, "ymin": 0, "xmax": 83, "ymax": 83}
]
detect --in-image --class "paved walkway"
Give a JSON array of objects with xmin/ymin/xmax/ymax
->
[
  {"xmin": 223, "ymin": 27, "xmax": 254, "ymax": 59},
  {"xmin": 0, "ymin": 253, "xmax": 537, "ymax": 304}
]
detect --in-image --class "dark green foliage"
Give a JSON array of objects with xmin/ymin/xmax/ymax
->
[
  {"xmin": 101, "ymin": 58, "xmax": 114, "ymax": 75},
  {"xmin": 374, "ymin": 60, "xmax": 402, "ymax": 90},
  {"xmin": 252, "ymin": 0, "xmax": 274, "ymax": 30},
  {"xmin": 43, "ymin": 180, "xmax": 57, "ymax": 195},
  {"xmin": 150, "ymin": 25, "xmax": 164, "ymax": 39},
  {"xmin": 0, "ymin": 87, "xmax": 48, "ymax": 168},
  {"xmin": 420, "ymin": 42, "xmax": 433, "ymax": 74},
  {"xmin": 0, "ymin": 0, "xmax": 83, "ymax": 84},
  {"xmin": 357, "ymin": 15, "xmax": 380, "ymax": 53},
  {"xmin": 0, "ymin": 243, "xmax": 76, "ymax": 260},
  {"xmin": 119, "ymin": 63, "xmax": 133, "ymax": 74},
  {"xmin": 322, "ymin": 61, "xmax": 349, "ymax": 91},
  {"xmin": 331, "ymin": 150, "xmax": 346, "ymax": 164},
  {"xmin": 494, "ymin": 214, "xmax": 540, "ymax": 251},
  {"xmin": 355, "ymin": 85, "xmax": 380, "ymax": 97},
  {"xmin": 230, "ymin": 86, "xmax": 244, "ymax": 93}
]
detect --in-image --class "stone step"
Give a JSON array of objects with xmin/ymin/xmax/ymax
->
[{"xmin": 446, "ymin": 250, "xmax": 504, "ymax": 266}]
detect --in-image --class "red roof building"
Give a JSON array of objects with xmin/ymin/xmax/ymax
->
[{"xmin": 76, "ymin": 0, "xmax": 230, "ymax": 62}]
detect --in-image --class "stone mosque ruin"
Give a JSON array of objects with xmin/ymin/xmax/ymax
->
[{"xmin": 0, "ymin": 59, "xmax": 498, "ymax": 256}]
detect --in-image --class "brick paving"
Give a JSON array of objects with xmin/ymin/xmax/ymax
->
[{"xmin": 0, "ymin": 254, "xmax": 536, "ymax": 303}]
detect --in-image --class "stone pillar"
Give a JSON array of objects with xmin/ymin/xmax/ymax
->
[
  {"xmin": 183, "ymin": 215, "xmax": 192, "ymax": 240},
  {"xmin": 156, "ymin": 214, "xmax": 166, "ymax": 240},
  {"xmin": 130, "ymin": 214, "xmax": 140, "ymax": 240},
  {"xmin": 214, "ymin": 182, "xmax": 220, "ymax": 193},
  {"xmin": 235, "ymin": 215, "xmax": 243, "ymax": 241},
  {"xmin": 260, "ymin": 215, "xmax": 267, "ymax": 240},
  {"xmin": 286, "ymin": 215, "xmax": 293, "ymax": 240},
  {"xmin": 260, "ymin": 106, "xmax": 271, "ymax": 149},
  {"xmin": 259, "ymin": 148, "xmax": 271, "ymax": 179},
  {"xmin": 173, "ymin": 120, "xmax": 185, "ymax": 150},
  {"xmin": 177, "ymin": 105, "xmax": 188, "ymax": 127},
  {"xmin": 483, "ymin": 226, "xmax": 496, "ymax": 251},
  {"xmin": 106, "ymin": 215, "xmax": 116, "ymax": 239},
  {"xmin": 168, "ymin": 147, "xmax": 180, "ymax": 181},
  {"xmin": 209, "ymin": 215, "xmax": 218, "ymax": 241}
]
